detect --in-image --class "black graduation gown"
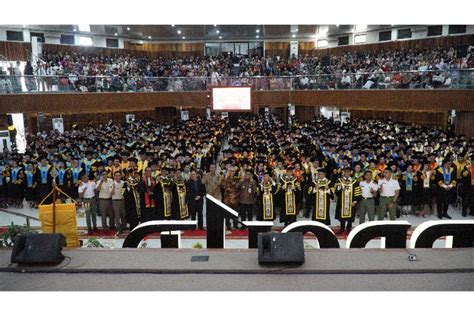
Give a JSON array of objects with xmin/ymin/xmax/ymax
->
[
  {"xmin": 399, "ymin": 171, "xmax": 422, "ymax": 205},
  {"xmin": 434, "ymin": 167, "xmax": 456, "ymax": 204},
  {"xmin": 24, "ymin": 170, "xmax": 37, "ymax": 202},
  {"xmin": 138, "ymin": 176, "xmax": 157, "ymax": 221},
  {"xmin": 172, "ymin": 180, "xmax": 190, "ymax": 220},
  {"xmin": 7, "ymin": 167, "xmax": 25, "ymax": 201},
  {"xmin": 153, "ymin": 178, "xmax": 173, "ymax": 220},
  {"xmin": 308, "ymin": 178, "xmax": 334, "ymax": 225},
  {"xmin": 124, "ymin": 180, "xmax": 140, "ymax": 229},
  {"xmin": 334, "ymin": 178, "xmax": 362, "ymax": 223},
  {"xmin": 35, "ymin": 165, "xmax": 53, "ymax": 203},
  {"xmin": 257, "ymin": 181, "xmax": 279, "ymax": 221},
  {"xmin": 278, "ymin": 175, "xmax": 301, "ymax": 223}
]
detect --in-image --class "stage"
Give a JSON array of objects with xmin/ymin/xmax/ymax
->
[{"xmin": 1, "ymin": 248, "xmax": 472, "ymax": 291}]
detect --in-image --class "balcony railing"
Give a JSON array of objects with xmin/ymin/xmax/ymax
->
[{"xmin": 0, "ymin": 69, "xmax": 472, "ymax": 94}]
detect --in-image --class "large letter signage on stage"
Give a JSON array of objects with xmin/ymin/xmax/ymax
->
[
  {"xmin": 410, "ymin": 220, "xmax": 474, "ymax": 248},
  {"xmin": 122, "ymin": 220, "xmax": 197, "ymax": 248},
  {"xmin": 281, "ymin": 221, "xmax": 339, "ymax": 248},
  {"xmin": 346, "ymin": 221, "xmax": 411, "ymax": 248},
  {"xmin": 206, "ymin": 194, "xmax": 239, "ymax": 248}
]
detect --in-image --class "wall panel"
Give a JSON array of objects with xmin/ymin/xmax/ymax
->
[
  {"xmin": 0, "ymin": 41, "xmax": 32, "ymax": 61},
  {"xmin": 1, "ymin": 90, "xmax": 473, "ymax": 114},
  {"xmin": 455, "ymin": 111, "xmax": 474, "ymax": 137}
]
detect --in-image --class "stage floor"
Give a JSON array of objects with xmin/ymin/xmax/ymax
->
[{"xmin": 1, "ymin": 248, "xmax": 473, "ymax": 291}]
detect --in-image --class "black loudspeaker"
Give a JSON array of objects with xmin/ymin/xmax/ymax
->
[
  {"xmin": 11, "ymin": 234, "xmax": 66, "ymax": 265},
  {"xmin": 258, "ymin": 232, "xmax": 305, "ymax": 265}
]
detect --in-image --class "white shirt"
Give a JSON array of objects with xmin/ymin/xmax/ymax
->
[
  {"xmin": 98, "ymin": 178, "xmax": 113, "ymax": 199},
  {"xmin": 359, "ymin": 180, "xmax": 379, "ymax": 198},
  {"xmin": 79, "ymin": 181, "xmax": 97, "ymax": 199},
  {"xmin": 378, "ymin": 178, "xmax": 400, "ymax": 197},
  {"xmin": 111, "ymin": 180, "xmax": 125, "ymax": 200}
]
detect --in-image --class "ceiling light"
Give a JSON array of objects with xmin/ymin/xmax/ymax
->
[
  {"xmin": 126, "ymin": 27, "xmax": 130, "ymax": 31},
  {"xmin": 22, "ymin": 25, "xmax": 26, "ymax": 27},
  {"xmin": 148, "ymin": 36, "xmax": 152, "ymax": 39},
  {"xmin": 213, "ymin": 24, "xmax": 217, "ymax": 27},
  {"xmin": 114, "ymin": 33, "xmax": 118, "ymax": 36},
  {"xmin": 177, "ymin": 30, "xmax": 181, "ymax": 34},
  {"xmin": 73, "ymin": 28, "xmax": 77, "ymax": 32},
  {"xmin": 182, "ymin": 36, "xmax": 186, "ymax": 40},
  {"xmin": 256, "ymin": 29, "xmax": 260, "ymax": 33},
  {"xmin": 295, "ymin": 28, "xmax": 298, "ymax": 32},
  {"xmin": 216, "ymin": 30, "xmax": 220, "ymax": 34},
  {"xmin": 139, "ymin": 40, "xmax": 143, "ymax": 44},
  {"xmin": 292, "ymin": 34, "xmax": 296, "ymax": 38},
  {"xmin": 171, "ymin": 24, "xmax": 175, "ymax": 27},
  {"xmin": 256, "ymin": 35, "xmax": 259, "ymax": 38},
  {"xmin": 219, "ymin": 36, "xmax": 222, "ymax": 39}
]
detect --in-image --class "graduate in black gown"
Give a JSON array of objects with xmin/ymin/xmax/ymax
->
[
  {"xmin": 334, "ymin": 167, "xmax": 362, "ymax": 233},
  {"xmin": 434, "ymin": 160, "xmax": 456, "ymax": 219},
  {"xmin": 399, "ymin": 163, "xmax": 422, "ymax": 216},
  {"xmin": 138, "ymin": 166, "xmax": 157, "ymax": 222},
  {"xmin": 279, "ymin": 167, "xmax": 301, "ymax": 226},
  {"xmin": 307, "ymin": 168, "xmax": 333, "ymax": 225},
  {"xmin": 124, "ymin": 170, "xmax": 141, "ymax": 230},
  {"xmin": 35, "ymin": 157, "xmax": 53, "ymax": 204},
  {"xmin": 172, "ymin": 168, "xmax": 189, "ymax": 220},
  {"xmin": 154, "ymin": 167, "xmax": 173, "ymax": 220},
  {"xmin": 257, "ymin": 170, "xmax": 280, "ymax": 221},
  {"xmin": 8, "ymin": 160, "xmax": 25, "ymax": 208},
  {"xmin": 24, "ymin": 162, "xmax": 37, "ymax": 208}
]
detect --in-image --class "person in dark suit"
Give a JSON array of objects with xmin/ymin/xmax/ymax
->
[{"xmin": 186, "ymin": 170, "xmax": 206, "ymax": 229}]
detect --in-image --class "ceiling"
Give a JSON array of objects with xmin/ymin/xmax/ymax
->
[{"xmin": 6, "ymin": 24, "xmax": 413, "ymax": 42}]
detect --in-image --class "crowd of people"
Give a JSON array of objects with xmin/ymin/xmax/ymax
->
[
  {"xmin": 1, "ymin": 114, "xmax": 473, "ymax": 234},
  {"xmin": 1, "ymin": 42, "xmax": 472, "ymax": 93}
]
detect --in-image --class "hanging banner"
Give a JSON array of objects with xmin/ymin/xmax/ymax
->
[
  {"xmin": 52, "ymin": 117, "xmax": 64, "ymax": 134},
  {"xmin": 290, "ymin": 40, "xmax": 298, "ymax": 57}
]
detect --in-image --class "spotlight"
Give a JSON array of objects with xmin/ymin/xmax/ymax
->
[
  {"xmin": 182, "ymin": 36, "xmax": 186, "ymax": 40},
  {"xmin": 114, "ymin": 33, "xmax": 118, "ymax": 36},
  {"xmin": 256, "ymin": 29, "xmax": 260, "ymax": 33},
  {"xmin": 177, "ymin": 30, "xmax": 181, "ymax": 34},
  {"xmin": 216, "ymin": 30, "xmax": 220, "ymax": 34},
  {"xmin": 292, "ymin": 34, "xmax": 296, "ymax": 38},
  {"xmin": 219, "ymin": 36, "xmax": 222, "ymax": 39},
  {"xmin": 148, "ymin": 36, "xmax": 152, "ymax": 39},
  {"xmin": 127, "ymin": 27, "xmax": 130, "ymax": 31},
  {"xmin": 256, "ymin": 35, "xmax": 259, "ymax": 38}
]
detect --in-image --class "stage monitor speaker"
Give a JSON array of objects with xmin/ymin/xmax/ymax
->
[
  {"xmin": 258, "ymin": 232, "xmax": 304, "ymax": 265},
  {"xmin": 11, "ymin": 233, "xmax": 66, "ymax": 265}
]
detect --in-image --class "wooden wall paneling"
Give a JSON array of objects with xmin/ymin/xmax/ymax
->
[
  {"xmin": 264, "ymin": 42, "xmax": 290, "ymax": 57},
  {"xmin": 43, "ymin": 42, "xmax": 204, "ymax": 59},
  {"xmin": 0, "ymin": 41, "xmax": 32, "ymax": 61},
  {"xmin": 455, "ymin": 111, "xmax": 474, "ymax": 138},
  {"xmin": 1, "ymin": 90, "xmax": 473, "ymax": 115}
]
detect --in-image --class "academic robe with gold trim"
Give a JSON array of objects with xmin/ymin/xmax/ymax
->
[
  {"xmin": 308, "ymin": 178, "xmax": 333, "ymax": 225},
  {"xmin": 172, "ymin": 179, "xmax": 189, "ymax": 220},
  {"xmin": 279, "ymin": 175, "xmax": 301, "ymax": 223},
  {"xmin": 334, "ymin": 178, "xmax": 362, "ymax": 222},
  {"xmin": 257, "ymin": 180, "xmax": 280, "ymax": 221},
  {"xmin": 153, "ymin": 177, "xmax": 173, "ymax": 220}
]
